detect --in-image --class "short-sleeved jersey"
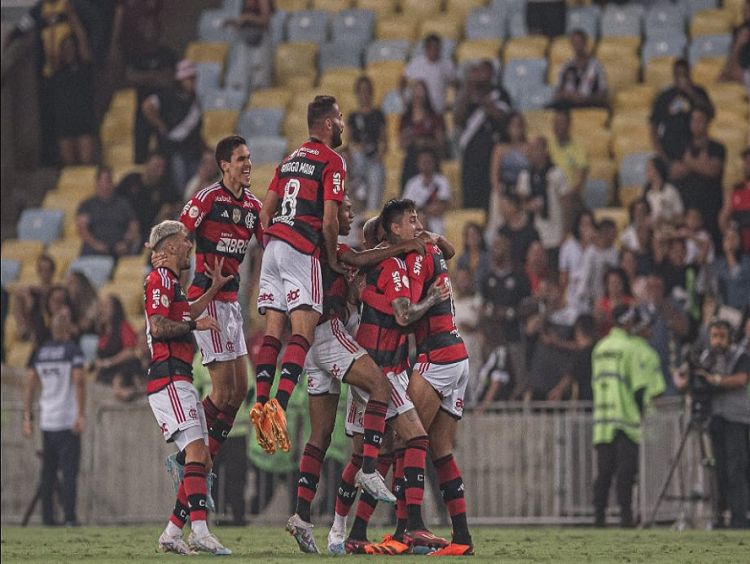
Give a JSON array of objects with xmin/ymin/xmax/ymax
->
[
  {"xmin": 144, "ymin": 267, "xmax": 194, "ymax": 394},
  {"xmin": 265, "ymin": 139, "xmax": 346, "ymax": 257},
  {"xmin": 180, "ymin": 181, "xmax": 263, "ymax": 302},
  {"xmin": 320, "ymin": 243, "xmax": 352, "ymax": 325},
  {"xmin": 31, "ymin": 339, "xmax": 84, "ymax": 431},
  {"xmin": 356, "ymin": 257, "xmax": 411, "ymax": 374},
  {"xmin": 406, "ymin": 243, "xmax": 468, "ymax": 364}
]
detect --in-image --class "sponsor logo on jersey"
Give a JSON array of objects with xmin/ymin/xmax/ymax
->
[
  {"xmin": 413, "ymin": 255, "xmax": 423, "ymax": 276},
  {"xmin": 392, "ymin": 271, "xmax": 403, "ymax": 292},
  {"xmin": 151, "ymin": 289, "xmax": 161, "ymax": 310},
  {"xmin": 221, "ymin": 210, "xmax": 230, "ymax": 219},
  {"xmin": 216, "ymin": 237, "xmax": 249, "ymax": 254},
  {"xmin": 332, "ymin": 171, "xmax": 343, "ymax": 194}
]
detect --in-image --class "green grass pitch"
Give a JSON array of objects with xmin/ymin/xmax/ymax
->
[{"xmin": 1, "ymin": 525, "xmax": 748, "ymax": 563}]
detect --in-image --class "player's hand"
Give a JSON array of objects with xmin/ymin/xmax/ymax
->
[
  {"xmin": 428, "ymin": 278, "xmax": 451, "ymax": 303},
  {"xmin": 73, "ymin": 416, "xmax": 85, "ymax": 435},
  {"xmin": 328, "ymin": 258, "xmax": 348, "ymax": 275},
  {"xmin": 22, "ymin": 419, "xmax": 33, "ymax": 438},
  {"xmin": 151, "ymin": 251, "xmax": 168, "ymax": 269},
  {"xmin": 206, "ymin": 257, "xmax": 233, "ymax": 290},
  {"xmin": 196, "ymin": 316, "xmax": 220, "ymax": 332},
  {"xmin": 403, "ymin": 236, "xmax": 426, "ymax": 256}
]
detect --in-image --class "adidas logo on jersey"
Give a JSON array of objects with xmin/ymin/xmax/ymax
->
[{"xmin": 221, "ymin": 210, "xmax": 230, "ymax": 218}]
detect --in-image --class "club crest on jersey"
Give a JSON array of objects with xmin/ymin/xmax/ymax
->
[
  {"xmin": 188, "ymin": 205, "xmax": 200, "ymax": 219},
  {"xmin": 188, "ymin": 408, "xmax": 198, "ymax": 420},
  {"xmin": 245, "ymin": 212, "xmax": 255, "ymax": 229},
  {"xmin": 232, "ymin": 208, "xmax": 242, "ymax": 224}
]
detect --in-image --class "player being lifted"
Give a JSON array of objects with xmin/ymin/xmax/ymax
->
[
  {"xmin": 286, "ymin": 194, "xmax": 429, "ymax": 553},
  {"xmin": 144, "ymin": 220, "xmax": 234, "ymax": 555},
  {"xmin": 252, "ymin": 96, "xmax": 348, "ymax": 452}
]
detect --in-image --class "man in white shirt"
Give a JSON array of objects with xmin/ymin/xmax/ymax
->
[
  {"xmin": 402, "ymin": 149, "xmax": 452, "ymax": 235},
  {"xmin": 404, "ymin": 34, "xmax": 456, "ymax": 114},
  {"xmin": 576, "ymin": 219, "xmax": 619, "ymax": 311}
]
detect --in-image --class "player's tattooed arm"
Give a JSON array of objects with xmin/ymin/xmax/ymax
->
[
  {"xmin": 149, "ymin": 315, "xmax": 220, "ymax": 339},
  {"xmin": 392, "ymin": 279, "xmax": 450, "ymax": 326},
  {"xmin": 419, "ymin": 231, "xmax": 456, "ymax": 260},
  {"xmin": 341, "ymin": 237, "xmax": 426, "ymax": 269}
]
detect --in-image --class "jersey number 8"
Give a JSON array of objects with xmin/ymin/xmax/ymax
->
[{"xmin": 280, "ymin": 179, "xmax": 301, "ymax": 219}]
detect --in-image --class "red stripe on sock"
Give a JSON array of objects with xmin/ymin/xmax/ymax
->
[
  {"xmin": 297, "ymin": 443, "xmax": 324, "ymax": 503},
  {"xmin": 183, "ymin": 462, "xmax": 207, "ymax": 522}
]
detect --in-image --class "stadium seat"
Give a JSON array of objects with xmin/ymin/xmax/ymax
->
[
  {"xmin": 588, "ymin": 158, "xmax": 617, "ymax": 185},
  {"xmin": 611, "ymin": 111, "xmax": 650, "ymax": 136},
  {"xmin": 375, "ymin": 17, "xmax": 418, "ymax": 42},
  {"xmin": 1, "ymin": 259, "xmax": 20, "ymax": 287},
  {"xmin": 68, "ymin": 256, "xmax": 115, "ymax": 289},
  {"xmin": 251, "ymin": 163, "xmax": 278, "ymax": 196},
  {"xmin": 420, "ymin": 16, "xmax": 462, "ymax": 41},
  {"xmin": 109, "ymin": 89, "xmax": 137, "ymax": 115},
  {"xmin": 601, "ymin": 5, "xmax": 642, "ymax": 37},
  {"xmin": 47, "ymin": 239, "xmax": 82, "ymax": 269},
  {"xmin": 100, "ymin": 112, "xmax": 133, "ymax": 146},
  {"xmin": 103, "ymin": 142, "xmax": 134, "ymax": 169},
  {"xmin": 184, "ymin": 41, "xmax": 229, "ymax": 64},
  {"xmin": 57, "ymin": 166, "xmax": 97, "ymax": 193},
  {"xmin": 710, "ymin": 124, "xmax": 748, "ymax": 155},
  {"xmin": 79, "ymin": 334, "xmax": 99, "ymax": 363},
  {"xmin": 642, "ymin": 34, "xmax": 687, "ymax": 66},
  {"xmin": 198, "ymin": 8, "xmax": 235, "ymax": 42},
  {"xmin": 507, "ymin": 11, "xmax": 528, "ymax": 39},
  {"xmin": 456, "ymin": 39, "xmax": 502, "ymax": 64},
  {"xmin": 503, "ymin": 36, "xmax": 548, "ymax": 63},
  {"xmin": 202, "ymin": 109, "xmax": 240, "ymax": 142},
  {"xmin": 319, "ymin": 40, "xmax": 364, "ymax": 72},
  {"xmin": 600, "ymin": 56, "xmax": 640, "ymax": 94},
  {"xmin": 247, "ymin": 86, "xmax": 294, "ymax": 110},
  {"xmin": 446, "ymin": 0, "xmax": 487, "ymax": 18},
  {"xmin": 366, "ymin": 39, "xmax": 411, "ymax": 65},
  {"xmin": 220, "ymin": 0, "xmax": 243, "ymax": 15},
  {"xmin": 409, "ymin": 38, "xmax": 457, "ymax": 61},
  {"xmin": 523, "ymin": 109, "xmax": 554, "ymax": 138},
  {"xmin": 645, "ymin": 56, "xmax": 677, "ymax": 89},
  {"xmin": 287, "ymin": 10, "xmax": 329, "ymax": 44},
  {"xmin": 613, "ymin": 134, "xmax": 652, "ymax": 163},
  {"xmin": 583, "ymin": 179, "xmax": 611, "ymax": 209},
  {"xmin": 490, "ymin": 0, "xmax": 525, "ymax": 16},
  {"xmin": 688, "ymin": 33, "xmax": 732, "ymax": 64},
  {"xmin": 6, "ymin": 341, "xmax": 34, "ymax": 369},
  {"xmin": 516, "ymin": 84, "xmax": 554, "ymax": 112},
  {"xmin": 17, "ymin": 209, "xmax": 64, "ymax": 244},
  {"xmin": 274, "ymin": 42, "xmax": 318, "ymax": 86},
  {"xmin": 440, "ymin": 159, "xmax": 462, "ymax": 208},
  {"xmin": 618, "ymin": 185, "xmax": 644, "ymax": 209},
  {"xmin": 356, "ymin": 0, "xmax": 398, "ymax": 19},
  {"xmin": 195, "ymin": 62, "xmax": 223, "ymax": 102},
  {"xmin": 705, "ymin": 82, "xmax": 748, "ymax": 106},
  {"xmin": 594, "ymin": 207, "xmax": 629, "ymax": 235},
  {"xmin": 692, "ymin": 57, "xmax": 725, "ymax": 85},
  {"xmin": 200, "ymin": 88, "xmax": 247, "ymax": 111},
  {"xmin": 645, "ymin": 2, "xmax": 685, "ymax": 37},
  {"xmin": 319, "ymin": 67, "xmax": 361, "ymax": 92},
  {"xmin": 571, "ymin": 108, "xmax": 609, "ymax": 130},
  {"xmin": 247, "ymin": 136, "xmax": 288, "ymax": 165},
  {"xmin": 577, "ymin": 127, "xmax": 612, "ymax": 160},
  {"xmin": 689, "ymin": 9, "xmax": 733, "ymax": 37},
  {"xmin": 465, "ymin": 7, "xmax": 505, "ymax": 41},
  {"xmin": 400, "ymin": 0, "xmax": 442, "ymax": 20},
  {"xmin": 614, "ymin": 84, "xmax": 656, "ymax": 111},
  {"xmin": 566, "ymin": 6, "xmax": 600, "ymax": 38},
  {"xmin": 365, "ymin": 60, "xmax": 405, "ymax": 104},
  {"xmin": 276, "ymin": 0, "xmax": 309, "ymax": 11},
  {"xmin": 332, "ymin": 9, "xmax": 375, "ymax": 44},
  {"xmin": 112, "ymin": 254, "xmax": 149, "ymax": 283},
  {"xmin": 502, "ymin": 58, "xmax": 547, "ymax": 100},
  {"xmin": 312, "ymin": 0, "xmax": 352, "ymax": 12},
  {"xmin": 237, "ymin": 107, "xmax": 285, "ymax": 138},
  {"xmin": 618, "ymin": 152, "xmax": 652, "ymax": 187},
  {"xmin": 682, "ymin": 0, "xmax": 718, "ymax": 17},
  {"xmin": 100, "ymin": 280, "xmax": 144, "ymax": 318},
  {"xmin": 444, "ymin": 209, "xmax": 487, "ymax": 252},
  {"xmin": 270, "ymin": 10, "xmax": 288, "ymax": 45}
]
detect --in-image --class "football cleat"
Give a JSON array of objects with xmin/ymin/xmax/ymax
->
[
  {"xmin": 327, "ymin": 526, "xmax": 346, "ymax": 555},
  {"xmin": 286, "ymin": 514, "xmax": 320, "ymax": 554},
  {"xmin": 364, "ymin": 535, "xmax": 410, "ymax": 555},
  {"xmin": 344, "ymin": 538, "xmax": 372, "ymax": 554},
  {"xmin": 429, "ymin": 543, "xmax": 475, "ymax": 556},
  {"xmin": 404, "ymin": 529, "xmax": 449, "ymax": 554},
  {"xmin": 250, "ymin": 402, "xmax": 276, "ymax": 453},
  {"xmin": 355, "ymin": 469, "xmax": 396, "ymax": 503},
  {"xmin": 158, "ymin": 531, "xmax": 194, "ymax": 555},
  {"xmin": 264, "ymin": 398, "xmax": 290, "ymax": 452},
  {"xmin": 164, "ymin": 452, "xmax": 184, "ymax": 493},
  {"xmin": 188, "ymin": 531, "xmax": 232, "ymax": 556}
]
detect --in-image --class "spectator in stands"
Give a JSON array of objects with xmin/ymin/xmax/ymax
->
[
  {"xmin": 498, "ymin": 194, "xmax": 541, "ymax": 269},
  {"xmin": 594, "ymin": 268, "xmax": 634, "ymax": 337},
  {"xmin": 619, "ymin": 198, "xmax": 652, "ymax": 253},
  {"xmin": 576, "ymin": 219, "xmax": 619, "ymax": 312},
  {"xmin": 399, "ymin": 80, "xmax": 446, "ymax": 190},
  {"xmin": 402, "ymin": 149, "xmax": 451, "ymax": 235},
  {"xmin": 643, "ymin": 156, "xmax": 683, "ymax": 225},
  {"xmin": 121, "ymin": 18, "xmax": 177, "ymax": 164},
  {"xmin": 719, "ymin": 1, "xmax": 750, "ymax": 87},
  {"xmin": 619, "ymin": 248, "xmax": 639, "ymax": 290},
  {"xmin": 553, "ymin": 29, "xmax": 608, "ymax": 109},
  {"xmin": 51, "ymin": 19, "xmax": 95, "ymax": 165},
  {"xmin": 719, "ymin": 147, "xmax": 750, "ymax": 254},
  {"xmin": 23, "ymin": 309, "xmax": 86, "ymax": 527},
  {"xmin": 111, "ymin": 0, "xmax": 164, "ymax": 63},
  {"xmin": 657, "ymin": 235, "xmax": 704, "ymax": 325},
  {"xmin": 225, "ymin": 0, "xmax": 274, "ymax": 92},
  {"xmin": 455, "ymin": 60, "xmax": 512, "ymax": 210},
  {"xmin": 568, "ymin": 314, "xmax": 596, "ymax": 401},
  {"xmin": 347, "ymin": 76, "xmax": 386, "ymax": 212},
  {"xmin": 403, "ymin": 34, "xmax": 456, "ymax": 114},
  {"xmin": 559, "ymin": 209, "xmax": 595, "ymax": 311},
  {"xmin": 670, "ymin": 106, "xmax": 726, "ymax": 249},
  {"xmin": 679, "ymin": 208, "xmax": 714, "ymax": 266},
  {"xmin": 457, "ymin": 221, "xmax": 490, "ymax": 288},
  {"xmin": 475, "ymin": 329, "xmax": 514, "ymax": 409},
  {"xmin": 713, "ymin": 224, "xmax": 750, "ymax": 311},
  {"xmin": 65, "ymin": 270, "xmax": 98, "ymax": 335},
  {"xmin": 142, "ymin": 59, "xmax": 205, "ymax": 194},
  {"xmin": 517, "ymin": 136, "xmax": 569, "ymax": 267},
  {"xmin": 94, "ymin": 294, "xmax": 141, "ymax": 401},
  {"xmin": 526, "ymin": 0, "xmax": 566, "ymax": 38},
  {"xmin": 76, "ymin": 166, "xmax": 140, "ymax": 258},
  {"xmin": 549, "ymin": 107, "xmax": 588, "ymax": 231},
  {"xmin": 480, "ymin": 232, "xmax": 532, "ymax": 397},
  {"xmin": 524, "ymin": 240, "xmax": 549, "ymax": 296},
  {"xmin": 117, "ymin": 151, "xmax": 180, "ymax": 245},
  {"xmin": 13, "ymin": 255, "xmax": 57, "ymax": 345},
  {"xmin": 650, "ymin": 59, "xmax": 713, "ymax": 161},
  {"xmin": 453, "ymin": 266, "xmax": 484, "ymax": 406}
]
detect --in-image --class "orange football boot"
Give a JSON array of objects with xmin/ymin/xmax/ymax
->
[
  {"xmin": 263, "ymin": 398, "xmax": 290, "ymax": 452},
  {"xmin": 249, "ymin": 402, "xmax": 275, "ymax": 454}
]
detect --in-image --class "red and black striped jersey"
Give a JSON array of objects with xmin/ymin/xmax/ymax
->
[
  {"xmin": 180, "ymin": 181, "xmax": 263, "ymax": 302},
  {"xmin": 144, "ymin": 267, "xmax": 194, "ymax": 394},
  {"xmin": 265, "ymin": 139, "xmax": 346, "ymax": 257},
  {"xmin": 320, "ymin": 243, "xmax": 352, "ymax": 325},
  {"xmin": 406, "ymin": 243, "xmax": 467, "ymax": 364},
  {"xmin": 356, "ymin": 256, "xmax": 411, "ymax": 374}
]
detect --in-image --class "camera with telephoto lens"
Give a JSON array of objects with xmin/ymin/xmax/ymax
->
[{"xmin": 685, "ymin": 349, "xmax": 715, "ymax": 420}]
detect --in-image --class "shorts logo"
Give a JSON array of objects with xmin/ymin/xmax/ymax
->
[
  {"xmin": 160, "ymin": 294, "xmax": 170, "ymax": 308},
  {"xmin": 226, "ymin": 341, "xmax": 235, "ymax": 352},
  {"xmin": 455, "ymin": 398, "xmax": 464, "ymax": 411},
  {"xmin": 287, "ymin": 288, "xmax": 300, "ymax": 303},
  {"xmin": 258, "ymin": 292, "xmax": 274, "ymax": 304},
  {"xmin": 307, "ymin": 378, "xmax": 314, "ymax": 390},
  {"xmin": 188, "ymin": 205, "xmax": 200, "ymax": 219},
  {"xmin": 232, "ymin": 208, "xmax": 242, "ymax": 224},
  {"xmin": 188, "ymin": 408, "xmax": 198, "ymax": 420},
  {"xmin": 331, "ymin": 364, "xmax": 341, "ymax": 379},
  {"xmin": 160, "ymin": 422, "xmax": 168, "ymax": 434}
]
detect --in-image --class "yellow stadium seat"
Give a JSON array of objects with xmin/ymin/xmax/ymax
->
[
  {"xmin": 706, "ymin": 82, "xmax": 748, "ymax": 107},
  {"xmin": 251, "ymin": 163, "xmax": 279, "ymax": 199},
  {"xmin": 714, "ymin": 106, "xmax": 749, "ymax": 129},
  {"xmin": 283, "ymin": 115, "xmax": 311, "ymax": 150},
  {"xmin": 247, "ymin": 86, "xmax": 294, "ymax": 110},
  {"xmin": 445, "ymin": 0, "xmax": 488, "ymax": 17},
  {"xmin": 46, "ymin": 238, "xmax": 82, "ymax": 273},
  {"xmin": 441, "ymin": 159, "xmax": 462, "ymax": 208},
  {"xmin": 112, "ymin": 255, "xmax": 149, "ymax": 283},
  {"xmin": 319, "ymin": 68, "xmax": 362, "ymax": 93},
  {"xmin": 276, "ymin": 0, "xmax": 310, "ymax": 11},
  {"xmin": 692, "ymin": 57, "xmax": 724, "ymax": 87},
  {"xmin": 420, "ymin": 16, "xmax": 462, "ymax": 41},
  {"xmin": 184, "ymin": 41, "xmax": 229, "ymax": 65},
  {"xmin": 376, "ymin": 16, "xmax": 418, "ymax": 41},
  {"xmin": 109, "ymin": 89, "xmax": 137, "ymax": 114},
  {"xmin": 283, "ymin": 73, "xmax": 318, "ymax": 90},
  {"xmin": 593, "ymin": 207, "xmax": 628, "ymax": 235},
  {"xmin": 455, "ymin": 39, "xmax": 502, "ymax": 64},
  {"xmin": 383, "ymin": 149, "xmax": 404, "ymax": 202},
  {"xmin": 274, "ymin": 42, "xmax": 318, "ymax": 86},
  {"xmin": 57, "ymin": 166, "xmax": 97, "ymax": 193},
  {"xmin": 618, "ymin": 185, "xmax": 643, "ymax": 209},
  {"xmin": 104, "ymin": 142, "xmax": 134, "ymax": 168},
  {"xmin": 6, "ymin": 340, "xmax": 34, "ymax": 369},
  {"xmin": 724, "ymin": 158, "xmax": 743, "ymax": 189},
  {"xmin": 644, "ymin": 56, "xmax": 675, "ymax": 90},
  {"xmin": 112, "ymin": 164, "xmax": 143, "ymax": 185},
  {"xmin": 524, "ymin": 109, "xmax": 554, "ymax": 138},
  {"xmin": 610, "ymin": 113, "xmax": 650, "ymax": 137},
  {"xmin": 613, "ymin": 135, "xmax": 652, "ymax": 163},
  {"xmin": 614, "ymin": 84, "xmax": 656, "ymax": 112},
  {"xmin": 312, "ymin": 0, "xmax": 352, "ymax": 11},
  {"xmin": 709, "ymin": 124, "xmax": 748, "ymax": 154},
  {"xmin": 401, "ymin": 0, "xmax": 443, "ymax": 20},
  {"xmin": 444, "ymin": 208, "xmax": 487, "ymax": 248},
  {"xmin": 384, "ymin": 113, "xmax": 401, "ymax": 146},
  {"xmin": 1, "ymin": 240, "xmax": 44, "ymax": 264},
  {"xmin": 42, "ymin": 189, "xmax": 87, "ymax": 227},
  {"xmin": 689, "ymin": 9, "xmax": 733, "ymax": 38},
  {"xmin": 202, "ymin": 109, "xmax": 240, "ymax": 142},
  {"xmin": 365, "ymin": 60, "xmax": 405, "ymax": 105},
  {"xmin": 356, "ymin": 0, "xmax": 398, "ymax": 19},
  {"xmin": 596, "ymin": 36, "xmax": 640, "ymax": 59},
  {"xmin": 577, "ymin": 128, "xmax": 612, "ymax": 160},
  {"xmin": 571, "ymin": 108, "xmax": 609, "ymax": 130},
  {"xmin": 588, "ymin": 158, "xmax": 617, "ymax": 184},
  {"xmin": 503, "ymin": 36, "xmax": 548, "ymax": 62},
  {"xmin": 100, "ymin": 111, "xmax": 134, "ymax": 145},
  {"xmin": 600, "ymin": 57, "xmax": 640, "ymax": 94},
  {"xmin": 99, "ymin": 280, "xmax": 144, "ymax": 318}
]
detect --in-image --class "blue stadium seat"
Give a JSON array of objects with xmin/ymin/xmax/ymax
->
[
  {"xmin": 17, "ymin": 209, "xmax": 64, "ymax": 244},
  {"xmin": 237, "ymin": 108, "xmax": 285, "ymax": 138},
  {"xmin": 688, "ymin": 33, "xmax": 732, "ymax": 64},
  {"xmin": 566, "ymin": 6, "xmax": 601, "ymax": 38},
  {"xmin": 69, "ymin": 256, "xmax": 115, "ymax": 289},
  {"xmin": 645, "ymin": 2, "xmax": 685, "ymax": 38},
  {"xmin": 366, "ymin": 39, "xmax": 411, "ymax": 65},
  {"xmin": 332, "ymin": 9, "xmax": 375, "ymax": 44},
  {"xmin": 515, "ymin": 84, "xmax": 553, "ymax": 111},
  {"xmin": 195, "ymin": 62, "xmax": 223, "ymax": 100},
  {"xmin": 502, "ymin": 58, "xmax": 547, "ymax": 100},
  {"xmin": 319, "ymin": 40, "xmax": 365, "ymax": 72},
  {"xmin": 221, "ymin": 0, "xmax": 243, "ymax": 16},
  {"xmin": 507, "ymin": 11, "xmax": 528, "ymax": 39},
  {"xmin": 247, "ymin": 136, "xmax": 289, "ymax": 165},
  {"xmin": 79, "ymin": 334, "xmax": 99, "ymax": 363},
  {"xmin": 583, "ymin": 179, "xmax": 611, "ymax": 209},
  {"xmin": 618, "ymin": 153, "xmax": 652, "ymax": 188},
  {"xmin": 198, "ymin": 9, "xmax": 236, "ymax": 42},
  {"xmin": 381, "ymin": 89, "xmax": 406, "ymax": 115},
  {"xmin": 271, "ymin": 10, "xmax": 287, "ymax": 45},
  {"xmin": 409, "ymin": 39, "xmax": 457, "ymax": 62},
  {"xmin": 465, "ymin": 7, "xmax": 505, "ymax": 41},
  {"xmin": 642, "ymin": 34, "xmax": 688, "ymax": 65},
  {"xmin": 1, "ymin": 259, "xmax": 20, "ymax": 287},
  {"xmin": 601, "ymin": 5, "xmax": 642, "ymax": 37},
  {"xmin": 287, "ymin": 10, "xmax": 329, "ymax": 44},
  {"xmin": 490, "ymin": 0, "xmax": 526, "ymax": 15},
  {"xmin": 200, "ymin": 87, "xmax": 247, "ymax": 111},
  {"xmin": 681, "ymin": 0, "xmax": 718, "ymax": 17}
]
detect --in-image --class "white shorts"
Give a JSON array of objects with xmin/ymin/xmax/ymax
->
[
  {"xmin": 414, "ymin": 357, "xmax": 470, "ymax": 418},
  {"xmin": 193, "ymin": 299, "xmax": 248, "ymax": 364},
  {"xmin": 306, "ymin": 317, "xmax": 367, "ymax": 396},
  {"xmin": 257, "ymin": 238, "xmax": 323, "ymax": 315},
  {"xmin": 148, "ymin": 380, "xmax": 209, "ymax": 451},
  {"xmin": 344, "ymin": 370, "xmax": 413, "ymax": 437}
]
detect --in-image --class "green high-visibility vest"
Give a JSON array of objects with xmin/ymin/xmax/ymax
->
[
  {"xmin": 592, "ymin": 328, "xmax": 647, "ymax": 445},
  {"xmin": 630, "ymin": 335, "xmax": 667, "ymax": 405}
]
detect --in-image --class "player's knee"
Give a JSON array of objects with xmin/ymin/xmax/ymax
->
[
  {"xmin": 210, "ymin": 382, "xmax": 233, "ymax": 408},
  {"xmin": 368, "ymin": 373, "xmax": 391, "ymax": 402},
  {"xmin": 231, "ymin": 380, "xmax": 248, "ymax": 406}
]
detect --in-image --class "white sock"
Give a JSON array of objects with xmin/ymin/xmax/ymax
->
[
  {"xmin": 165, "ymin": 521, "xmax": 182, "ymax": 537},
  {"xmin": 332, "ymin": 513, "xmax": 347, "ymax": 532},
  {"xmin": 191, "ymin": 519, "xmax": 209, "ymax": 536}
]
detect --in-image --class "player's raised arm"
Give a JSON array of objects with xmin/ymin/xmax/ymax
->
[{"xmin": 341, "ymin": 237, "xmax": 425, "ymax": 269}]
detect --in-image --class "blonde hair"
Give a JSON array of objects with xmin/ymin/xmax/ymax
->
[{"xmin": 147, "ymin": 220, "xmax": 185, "ymax": 251}]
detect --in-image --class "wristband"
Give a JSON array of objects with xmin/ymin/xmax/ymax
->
[{"xmin": 188, "ymin": 320, "xmax": 197, "ymax": 331}]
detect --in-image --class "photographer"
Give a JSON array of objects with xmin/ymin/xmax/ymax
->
[{"xmin": 673, "ymin": 320, "xmax": 750, "ymax": 529}]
